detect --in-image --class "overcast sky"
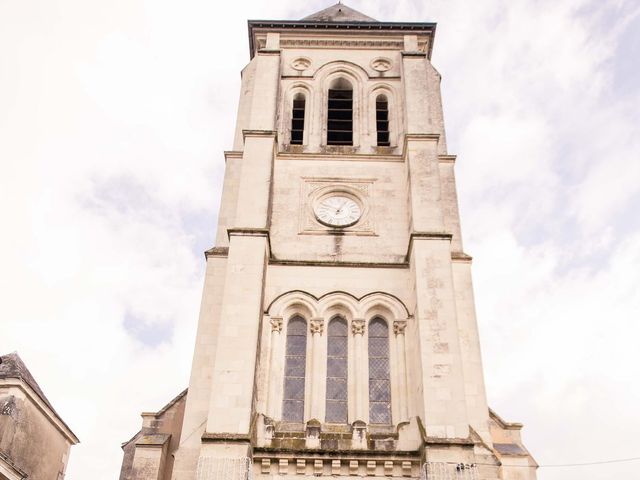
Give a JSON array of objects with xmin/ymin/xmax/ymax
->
[{"xmin": 1, "ymin": 0, "xmax": 639, "ymax": 478}]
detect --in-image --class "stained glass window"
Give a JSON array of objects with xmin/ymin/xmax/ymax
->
[
  {"xmin": 368, "ymin": 317, "xmax": 391, "ymax": 424},
  {"xmin": 325, "ymin": 317, "xmax": 348, "ymax": 423},
  {"xmin": 282, "ymin": 316, "xmax": 307, "ymax": 422}
]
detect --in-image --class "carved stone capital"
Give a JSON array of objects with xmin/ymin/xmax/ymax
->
[
  {"xmin": 393, "ymin": 320, "xmax": 407, "ymax": 335},
  {"xmin": 351, "ymin": 319, "xmax": 366, "ymax": 336},
  {"xmin": 270, "ymin": 317, "xmax": 283, "ymax": 333},
  {"xmin": 310, "ymin": 318, "xmax": 324, "ymax": 335}
]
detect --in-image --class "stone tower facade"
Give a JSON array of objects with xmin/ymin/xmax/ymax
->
[{"xmin": 120, "ymin": 4, "xmax": 537, "ymax": 480}]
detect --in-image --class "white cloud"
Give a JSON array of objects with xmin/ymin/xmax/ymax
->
[{"xmin": 1, "ymin": 0, "xmax": 639, "ymax": 479}]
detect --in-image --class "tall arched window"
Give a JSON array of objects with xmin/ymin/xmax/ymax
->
[
  {"xmin": 290, "ymin": 93, "xmax": 305, "ymax": 145},
  {"xmin": 375, "ymin": 94, "xmax": 390, "ymax": 146},
  {"xmin": 368, "ymin": 317, "xmax": 391, "ymax": 424},
  {"xmin": 325, "ymin": 317, "xmax": 348, "ymax": 423},
  {"xmin": 327, "ymin": 78, "xmax": 353, "ymax": 146},
  {"xmin": 282, "ymin": 316, "xmax": 307, "ymax": 422}
]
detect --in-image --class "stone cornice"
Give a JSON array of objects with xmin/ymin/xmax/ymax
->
[
  {"xmin": 134, "ymin": 433, "xmax": 171, "ymax": 448},
  {"xmin": 227, "ymin": 227, "xmax": 270, "ymax": 238},
  {"xmin": 224, "ymin": 150, "xmax": 243, "ymax": 163},
  {"xmin": 0, "ymin": 379, "xmax": 79, "ymax": 444},
  {"xmin": 403, "ymin": 132, "xmax": 440, "ymax": 144},
  {"xmin": 242, "ymin": 129, "xmax": 277, "ymax": 141},
  {"xmin": 424, "ymin": 436, "xmax": 475, "ymax": 446},
  {"xmin": 401, "ymin": 51, "xmax": 427, "ymax": 58},
  {"xmin": 253, "ymin": 446, "xmax": 421, "ymax": 458},
  {"xmin": 438, "ymin": 154, "xmax": 457, "ymax": 164},
  {"xmin": 276, "ymin": 151, "xmax": 403, "ymax": 163},
  {"xmin": 489, "ymin": 408, "xmax": 523, "ymax": 430},
  {"xmin": 248, "ymin": 20, "xmax": 436, "ymax": 59},
  {"xmin": 257, "ymin": 48, "xmax": 281, "ymax": 55},
  {"xmin": 280, "ymin": 74, "xmax": 402, "ymax": 81},
  {"xmin": 201, "ymin": 432, "xmax": 252, "ymax": 443},
  {"xmin": 269, "ymin": 259, "xmax": 408, "ymax": 269},
  {"xmin": 451, "ymin": 252, "xmax": 473, "ymax": 263},
  {"xmin": 405, "ymin": 232, "xmax": 453, "ymax": 262},
  {"xmin": 204, "ymin": 246, "xmax": 229, "ymax": 259}
]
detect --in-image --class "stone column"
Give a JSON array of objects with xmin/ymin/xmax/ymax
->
[
  {"xmin": 351, "ymin": 319, "xmax": 366, "ymax": 422},
  {"xmin": 267, "ymin": 317, "xmax": 283, "ymax": 419},
  {"xmin": 309, "ymin": 318, "xmax": 324, "ymax": 421},
  {"xmin": 393, "ymin": 320, "xmax": 409, "ymax": 422}
]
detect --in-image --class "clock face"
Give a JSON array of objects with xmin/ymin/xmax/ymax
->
[{"xmin": 314, "ymin": 195, "xmax": 362, "ymax": 227}]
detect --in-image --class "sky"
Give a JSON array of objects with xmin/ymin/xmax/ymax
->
[{"xmin": 1, "ymin": 0, "xmax": 639, "ymax": 478}]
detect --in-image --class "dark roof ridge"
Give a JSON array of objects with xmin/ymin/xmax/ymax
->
[
  {"xmin": 0, "ymin": 351, "xmax": 55, "ymax": 413},
  {"xmin": 301, "ymin": 3, "xmax": 378, "ymax": 23}
]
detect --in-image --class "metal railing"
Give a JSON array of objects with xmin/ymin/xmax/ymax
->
[{"xmin": 196, "ymin": 457, "xmax": 253, "ymax": 480}]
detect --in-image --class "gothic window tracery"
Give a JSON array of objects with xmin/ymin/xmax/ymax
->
[
  {"xmin": 368, "ymin": 317, "xmax": 392, "ymax": 424},
  {"xmin": 269, "ymin": 292, "xmax": 409, "ymax": 427},
  {"xmin": 325, "ymin": 317, "xmax": 348, "ymax": 423},
  {"xmin": 282, "ymin": 316, "xmax": 307, "ymax": 422}
]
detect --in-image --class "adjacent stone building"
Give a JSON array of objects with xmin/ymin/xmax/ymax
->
[
  {"xmin": 0, "ymin": 352, "xmax": 79, "ymax": 480},
  {"xmin": 120, "ymin": 3, "xmax": 537, "ymax": 479}
]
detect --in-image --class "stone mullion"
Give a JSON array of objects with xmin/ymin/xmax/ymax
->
[
  {"xmin": 351, "ymin": 319, "xmax": 366, "ymax": 422},
  {"xmin": 267, "ymin": 317, "xmax": 283, "ymax": 419},
  {"xmin": 393, "ymin": 320, "xmax": 409, "ymax": 422},
  {"xmin": 308, "ymin": 318, "xmax": 324, "ymax": 421}
]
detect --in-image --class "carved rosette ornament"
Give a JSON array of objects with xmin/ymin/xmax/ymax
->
[
  {"xmin": 270, "ymin": 317, "xmax": 283, "ymax": 333},
  {"xmin": 291, "ymin": 57, "xmax": 311, "ymax": 71},
  {"xmin": 351, "ymin": 319, "xmax": 366, "ymax": 336},
  {"xmin": 371, "ymin": 57, "xmax": 392, "ymax": 72},
  {"xmin": 310, "ymin": 318, "xmax": 324, "ymax": 335},
  {"xmin": 393, "ymin": 320, "xmax": 407, "ymax": 335}
]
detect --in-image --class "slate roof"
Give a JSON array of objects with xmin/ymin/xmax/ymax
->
[
  {"xmin": 301, "ymin": 3, "xmax": 377, "ymax": 22},
  {"xmin": 0, "ymin": 352, "xmax": 56, "ymax": 413},
  {"xmin": 494, "ymin": 442, "xmax": 528, "ymax": 456},
  {"xmin": 0, "ymin": 351, "xmax": 78, "ymax": 442}
]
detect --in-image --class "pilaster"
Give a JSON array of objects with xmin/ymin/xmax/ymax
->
[
  {"xmin": 409, "ymin": 236, "xmax": 469, "ymax": 438},
  {"xmin": 171, "ymin": 252, "xmax": 228, "ymax": 478}
]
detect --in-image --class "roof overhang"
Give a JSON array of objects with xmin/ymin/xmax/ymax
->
[
  {"xmin": 247, "ymin": 20, "xmax": 437, "ymax": 59},
  {"xmin": 0, "ymin": 379, "xmax": 80, "ymax": 444}
]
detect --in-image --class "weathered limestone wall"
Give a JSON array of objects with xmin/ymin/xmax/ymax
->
[
  {"xmin": 0, "ymin": 385, "xmax": 72, "ymax": 480},
  {"xmin": 170, "ymin": 256, "xmax": 227, "ymax": 478},
  {"xmin": 120, "ymin": 390, "xmax": 187, "ymax": 480},
  {"xmin": 270, "ymin": 158, "xmax": 410, "ymax": 263},
  {"xmin": 140, "ymin": 13, "xmax": 538, "ymax": 480}
]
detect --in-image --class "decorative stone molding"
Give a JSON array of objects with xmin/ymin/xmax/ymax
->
[
  {"xmin": 351, "ymin": 319, "xmax": 366, "ymax": 335},
  {"xmin": 393, "ymin": 320, "xmax": 407, "ymax": 335},
  {"xmin": 291, "ymin": 57, "xmax": 311, "ymax": 71},
  {"xmin": 309, "ymin": 318, "xmax": 324, "ymax": 335},
  {"xmin": 371, "ymin": 57, "xmax": 392, "ymax": 72},
  {"xmin": 252, "ymin": 455, "xmax": 422, "ymax": 477},
  {"xmin": 281, "ymin": 38, "xmax": 405, "ymax": 50},
  {"xmin": 270, "ymin": 317, "xmax": 283, "ymax": 333}
]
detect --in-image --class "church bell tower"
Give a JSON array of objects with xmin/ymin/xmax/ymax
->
[{"xmin": 119, "ymin": 4, "xmax": 538, "ymax": 480}]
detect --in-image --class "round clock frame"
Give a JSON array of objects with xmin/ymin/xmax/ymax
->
[{"xmin": 313, "ymin": 193, "xmax": 363, "ymax": 228}]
